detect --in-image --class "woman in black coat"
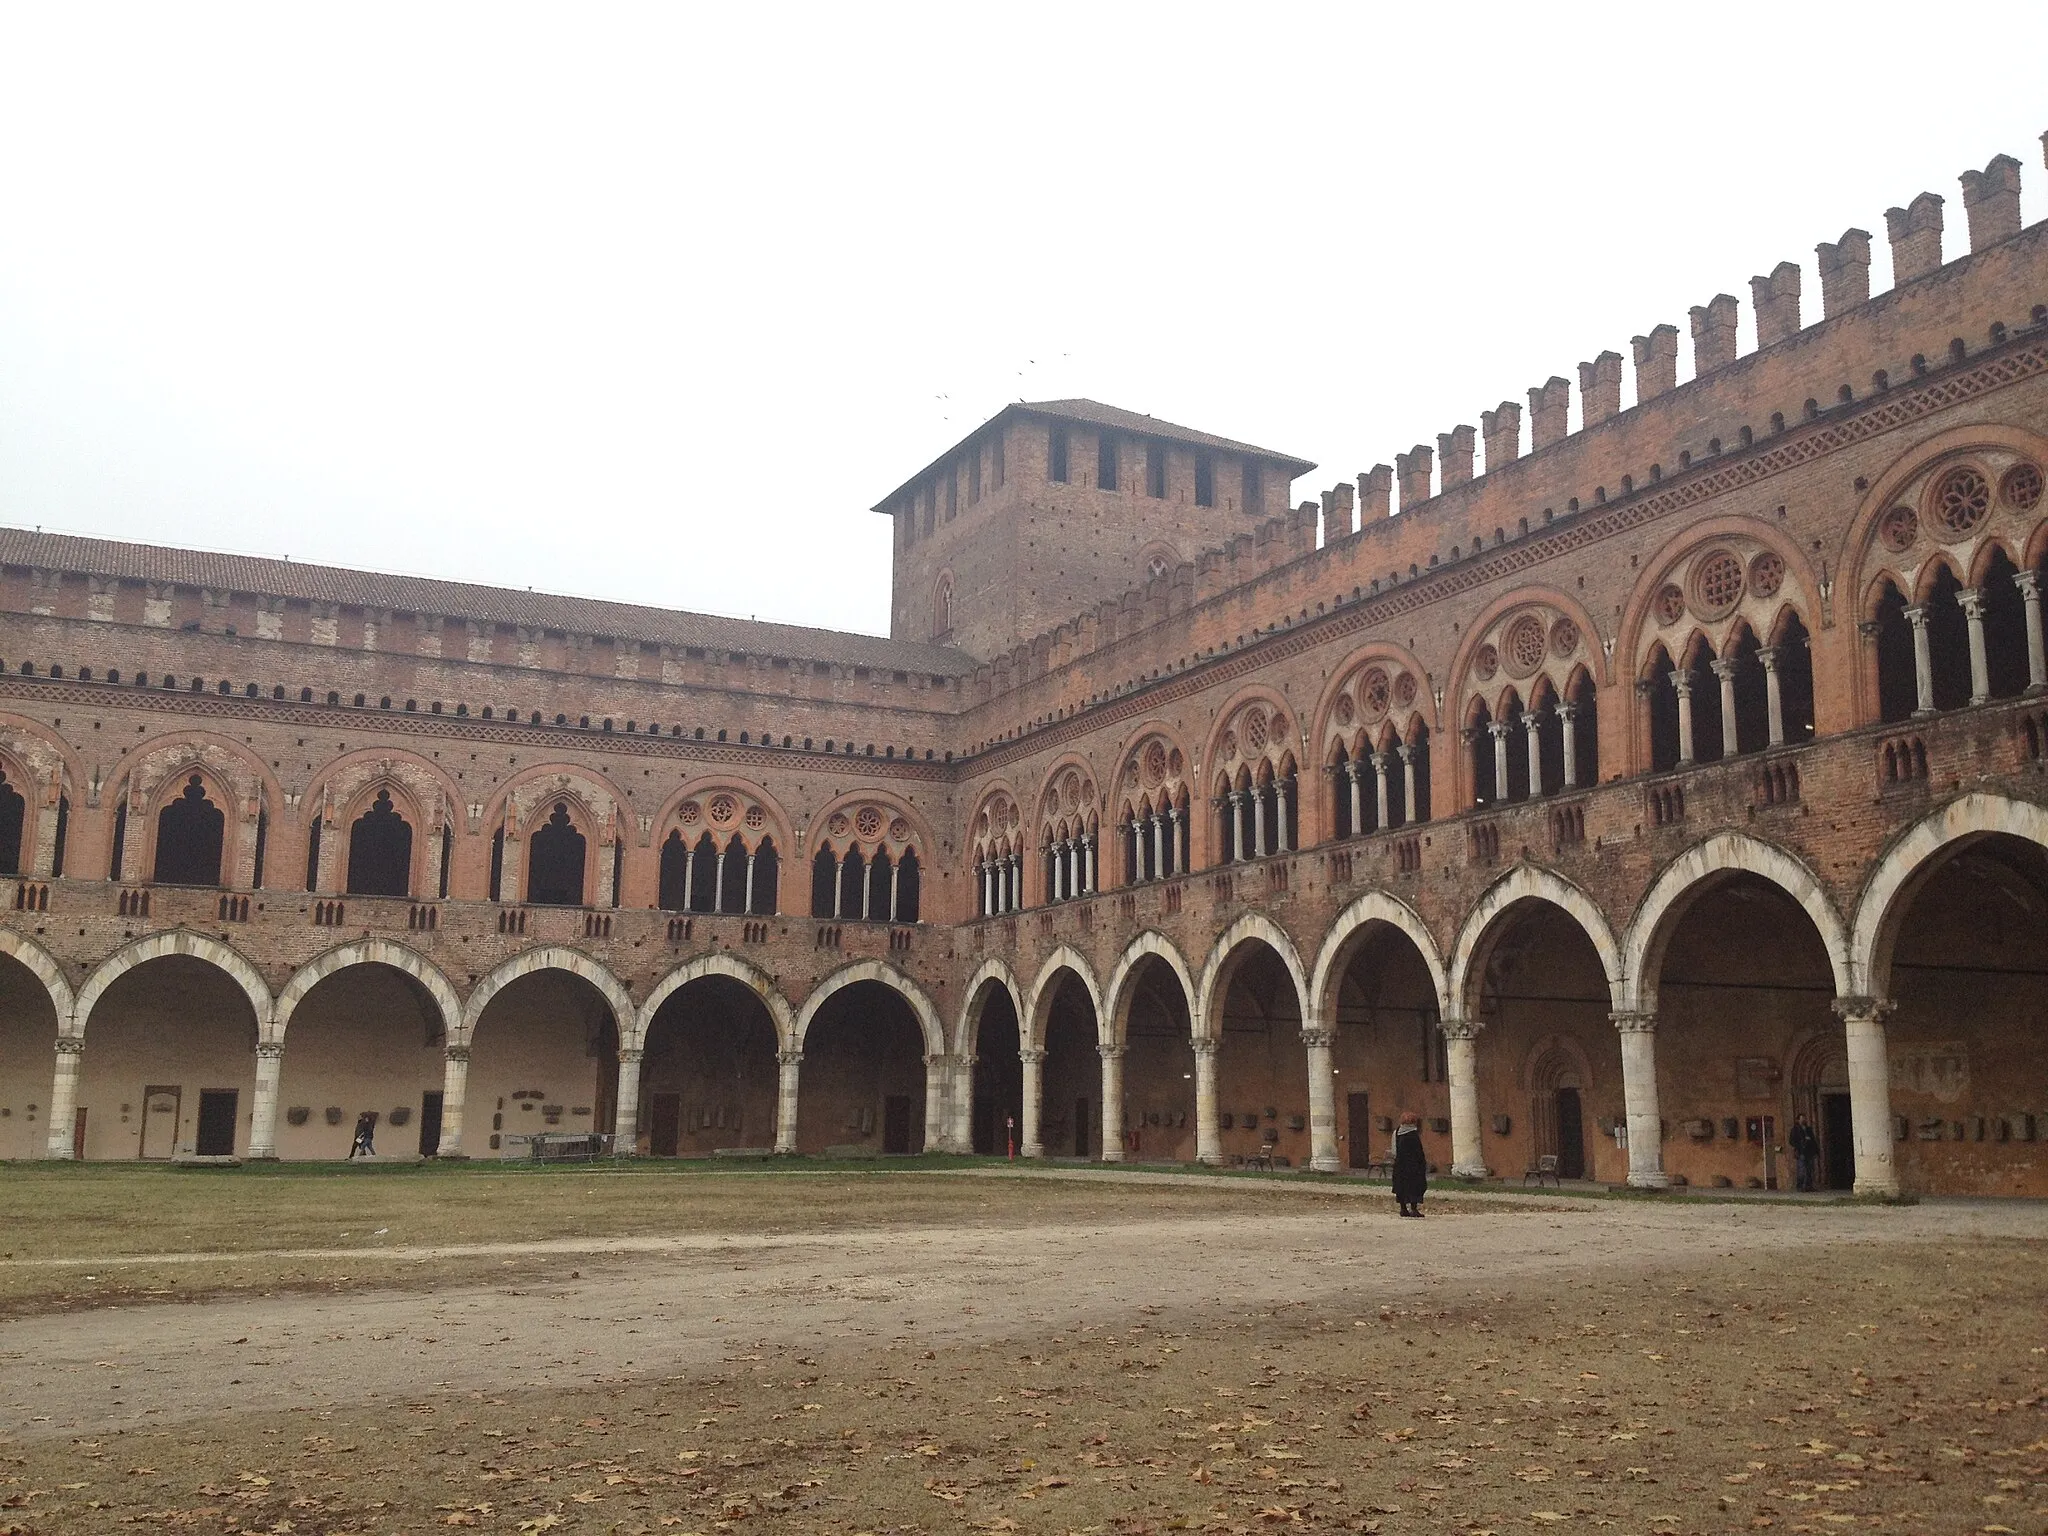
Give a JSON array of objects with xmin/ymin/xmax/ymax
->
[{"xmin": 1391, "ymin": 1110, "xmax": 1428, "ymax": 1217}]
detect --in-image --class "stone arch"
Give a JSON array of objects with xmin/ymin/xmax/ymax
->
[
  {"xmin": 651, "ymin": 775, "xmax": 797, "ymax": 857},
  {"xmin": 1521, "ymin": 1031, "xmax": 1597, "ymax": 1093},
  {"xmin": 1033, "ymin": 753, "xmax": 1102, "ymax": 826},
  {"xmin": 635, "ymin": 951, "xmax": 794, "ymax": 1053},
  {"xmin": 273, "ymin": 938, "xmax": 462, "ymax": 1046},
  {"xmin": 1024, "ymin": 945, "xmax": 1104, "ymax": 1051},
  {"xmin": 1309, "ymin": 639, "xmax": 1438, "ymax": 761},
  {"xmin": 75, "ymin": 929, "xmax": 273, "ymax": 1035},
  {"xmin": 1615, "ymin": 516, "xmax": 1818, "ymax": 680},
  {"xmin": 1849, "ymin": 792, "xmax": 2048, "ymax": 997},
  {"xmin": 1448, "ymin": 864, "xmax": 1625, "ymax": 1017},
  {"xmin": 1620, "ymin": 832, "xmax": 1851, "ymax": 1014},
  {"xmin": 1196, "ymin": 912, "xmax": 1310, "ymax": 1043},
  {"xmin": 459, "ymin": 945, "xmax": 634, "ymax": 1041},
  {"xmin": 481, "ymin": 763, "xmax": 628, "ymax": 843},
  {"xmin": 0, "ymin": 929, "xmax": 75, "ymax": 1025},
  {"xmin": 1198, "ymin": 682, "xmax": 1300, "ymax": 780},
  {"xmin": 1102, "ymin": 929, "xmax": 1198, "ymax": 1046},
  {"xmin": 106, "ymin": 729, "xmax": 282, "ymax": 821},
  {"xmin": 955, "ymin": 956, "xmax": 1026, "ymax": 1058},
  {"xmin": 1309, "ymin": 889, "xmax": 1450, "ymax": 1025},
  {"xmin": 805, "ymin": 787, "xmax": 939, "ymax": 859},
  {"xmin": 304, "ymin": 747, "xmax": 461, "ymax": 829},
  {"xmin": 793, "ymin": 959, "xmax": 946, "ymax": 1057},
  {"xmin": 1441, "ymin": 584, "xmax": 1608, "ymax": 806}
]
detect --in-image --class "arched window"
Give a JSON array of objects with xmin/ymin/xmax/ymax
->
[
  {"xmin": 896, "ymin": 847, "xmax": 920, "ymax": 922},
  {"xmin": 658, "ymin": 829, "xmax": 690, "ymax": 911},
  {"xmin": 1683, "ymin": 640, "xmax": 1724, "ymax": 765},
  {"xmin": 866, "ymin": 846, "xmax": 893, "ymax": 919},
  {"xmin": 752, "ymin": 836, "xmax": 780, "ymax": 915},
  {"xmin": 1328, "ymin": 744, "xmax": 1353, "ymax": 839},
  {"xmin": 720, "ymin": 832, "xmax": 749, "ymax": 914},
  {"xmin": 811, "ymin": 846, "xmax": 838, "ymax": 917},
  {"xmin": 1872, "ymin": 580, "xmax": 1917, "ymax": 723},
  {"xmin": 0, "ymin": 770, "xmax": 23, "ymax": 876},
  {"xmin": 1773, "ymin": 612, "xmax": 1816, "ymax": 742},
  {"xmin": 154, "ymin": 773, "xmax": 225, "ymax": 887},
  {"xmin": 838, "ymin": 846, "xmax": 866, "ymax": 918},
  {"xmin": 1925, "ymin": 563, "xmax": 1972, "ymax": 711},
  {"xmin": 1566, "ymin": 672, "xmax": 1598, "ymax": 787},
  {"xmin": 1979, "ymin": 547, "xmax": 2030, "ymax": 701},
  {"xmin": 688, "ymin": 832, "xmax": 718, "ymax": 914},
  {"xmin": 1644, "ymin": 644, "xmax": 1681, "ymax": 772},
  {"xmin": 1467, "ymin": 699, "xmax": 1497, "ymax": 806},
  {"xmin": 1404, "ymin": 724, "xmax": 1431, "ymax": 823},
  {"xmin": 526, "ymin": 801, "xmax": 586, "ymax": 906},
  {"xmin": 345, "ymin": 789, "xmax": 413, "ymax": 897}
]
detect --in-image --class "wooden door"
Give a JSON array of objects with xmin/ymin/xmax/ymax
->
[
  {"xmin": 1820, "ymin": 1092, "xmax": 1855, "ymax": 1190},
  {"xmin": 417, "ymin": 1092, "xmax": 443, "ymax": 1157},
  {"xmin": 1346, "ymin": 1092, "xmax": 1371, "ymax": 1169},
  {"xmin": 1555, "ymin": 1087, "xmax": 1585, "ymax": 1179},
  {"xmin": 140, "ymin": 1085, "xmax": 180, "ymax": 1160},
  {"xmin": 195, "ymin": 1089, "xmax": 238, "ymax": 1157},
  {"xmin": 72, "ymin": 1105, "xmax": 86, "ymax": 1160}
]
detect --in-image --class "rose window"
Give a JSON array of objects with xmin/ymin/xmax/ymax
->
[
  {"xmin": 855, "ymin": 807, "xmax": 882, "ymax": 840},
  {"xmin": 1242, "ymin": 710, "xmax": 1269, "ymax": 754},
  {"xmin": 1654, "ymin": 584, "xmax": 1686, "ymax": 625},
  {"xmin": 889, "ymin": 817, "xmax": 910, "ymax": 842},
  {"xmin": 1358, "ymin": 667, "xmax": 1391, "ymax": 719},
  {"xmin": 1748, "ymin": 551, "xmax": 1785, "ymax": 599},
  {"xmin": 1333, "ymin": 692, "xmax": 1355, "ymax": 727},
  {"xmin": 827, "ymin": 812, "xmax": 851, "ymax": 837},
  {"xmin": 1932, "ymin": 465, "xmax": 1991, "ymax": 537},
  {"xmin": 1878, "ymin": 504, "xmax": 1918, "ymax": 553},
  {"xmin": 2001, "ymin": 461, "xmax": 2043, "ymax": 512},
  {"xmin": 708, "ymin": 794, "xmax": 737, "ymax": 825},
  {"xmin": 678, "ymin": 801, "xmax": 701, "ymax": 825},
  {"xmin": 1549, "ymin": 617, "xmax": 1580, "ymax": 659},
  {"xmin": 1690, "ymin": 550, "xmax": 1745, "ymax": 619},
  {"xmin": 1504, "ymin": 615, "xmax": 1548, "ymax": 677},
  {"xmin": 1142, "ymin": 740, "xmax": 1168, "ymax": 786},
  {"xmin": 744, "ymin": 805, "xmax": 765, "ymax": 830},
  {"xmin": 1473, "ymin": 643, "xmax": 1499, "ymax": 683},
  {"xmin": 1393, "ymin": 672, "xmax": 1418, "ymax": 707}
]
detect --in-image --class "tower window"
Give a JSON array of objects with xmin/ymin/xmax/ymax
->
[
  {"xmin": 1147, "ymin": 443, "xmax": 1167, "ymax": 498},
  {"xmin": 1195, "ymin": 454, "xmax": 1215, "ymax": 508},
  {"xmin": 944, "ymin": 469, "xmax": 957, "ymax": 521},
  {"xmin": 1097, "ymin": 433, "xmax": 1118, "ymax": 492},
  {"xmin": 969, "ymin": 447, "xmax": 982, "ymax": 503},
  {"xmin": 1242, "ymin": 460, "xmax": 1262, "ymax": 513},
  {"xmin": 1048, "ymin": 425, "xmax": 1069, "ymax": 484}
]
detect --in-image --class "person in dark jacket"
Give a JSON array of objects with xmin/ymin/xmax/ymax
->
[
  {"xmin": 1788, "ymin": 1114, "xmax": 1820, "ymax": 1192},
  {"xmin": 1392, "ymin": 1110, "xmax": 1428, "ymax": 1217}
]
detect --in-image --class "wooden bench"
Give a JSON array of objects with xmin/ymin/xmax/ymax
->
[{"xmin": 507, "ymin": 1131, "xmax": 612, "ymax": 1162}]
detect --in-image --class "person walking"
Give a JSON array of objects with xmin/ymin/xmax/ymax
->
[
  {"xmin": 1392, "ymin": 1110, "xmax": 1428, "ymax": 1218},
  {"xmin": 1789, "ymin": 1113, "xmax": 1820, "ymax": 1192},
  {"xmin": 348, "ymin": 1110, "xmax": 378, "ymax": 1160}
]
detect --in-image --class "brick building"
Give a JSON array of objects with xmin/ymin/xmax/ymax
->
[{"xmin": 2, "ymin": 142, "xmax": 2046, "ymax": 1196}]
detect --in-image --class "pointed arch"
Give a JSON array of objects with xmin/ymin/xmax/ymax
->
[
  {"xmin": 955, "ymin": 956, "xmax": 1026, "ymax": 1058},
  {"xmin": 636, "ymin": 951, "xmax": 795, "ymax": 1053},
  {"xmin": 75, "ymin": 929, "xmax": 273, "ymax": 1035},
  {"xmin": 1619, "ymin": 833, "xmax": 1851, "ymax": 1014},
  {"xmin": 1849, "ymin": 792, "xmax": 2048, "ymax": 998},
  {"xmin": 1102, "ymin": 929, "xmax": 1197, "ymax": 1047},
  {"xmin": 1024, "ymin": 945, "xmax": 1104, "ymax": 1051},
  {"xmin": 459, "ymin": 945, "xmax": 633, "ymax": 1040},
  {"xmin": 1195, "ymin": 912, "xmax": 1310, "ymax": 1043},
  {"xmin": 274, "ymin": 938, "xmax": 462, "ymax": 1046},
  {"xmin": 1448, "ymin": 864, "xmax": 1625, "ymax": 1017},
  {"xmin": 793, "ymin": 959, "xmax": 946, "ymax": 1056},
  {"xmin": 1309, "ymin": 890, "xmax": 1450, "ymax": 1024}
]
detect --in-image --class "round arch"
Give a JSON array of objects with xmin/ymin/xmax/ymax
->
[
  {"xmin": 650, "ymin": 775, "xmax": 797, "ymax": 856},
  {"xmin": 0, "ymin": 929, "xmax": 75, "ymax": 1024},
  {"xmin": 1031, "ymin": 753, "xmax": 1104, "ymax": 826},
  {"xmin": 459, "ymin": 945, "xmax": 634, "ymax": 1040},
  {"xmin": 1614, "ymin": 516, "xmax": 1819, "ymax": 684},
  {"xmin": 1024, "ymin": 945, "xmax": 1104, "ymax": 1051},
  {"xmin": 273, "ymin": 938, "xmax": 462, "ymax": 1045},
  {"xmin": 1448, "ymin": 865, "xmax": 1625, "ymax": 1018},
  {"xmin": 804, "ymin": 788, "xmax": 941, "ymax": 859},
  {"xmin": 636, "ymin": 952, "xmax": 795, "ymax": 1053},
  {"xmin": 1101, "ymin": 929, "xmax": 1198, "ymax": 1046},
  {"xmin": 1196, "ymin": 913, "xmax": 1310, "ymax": 1041},
  {"xmin": 793, "ymin": 959, "xmax": 946, "ymax": 1057},
  {"xmin": 75, "ymin": 929, "xmax": 273, "ymax": 1034},
  {"xmin": 955, "ymin": 956, "xmax": 1026, "ymax": 1057},
  {"xmin": 1620, "ymin": 832, "xmax": 1851, "ymax": 1014},
  {"xmin": 1309, "ymin": 890, "xmax": 1450, "ymax": 1025},
  {"xmin": 1849, "ymin": 792, "xmax": 2048, "ymax": 997}
]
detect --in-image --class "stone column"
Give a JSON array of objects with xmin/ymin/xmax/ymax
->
[
  {"xmin": 745, "ymin": 851, "xmax": 757, "ymax": 915},
  {"xmin": 1489, "ymin": 722, "xmax": 1511, "ymax": 799},
  {"xmin": 950, "ymin": 1054, "xmax": 976, "ymax": 1151},
  {"xmin": 922, "ymin": 1053, "xmax": 947, "ymax": 1152},
  {"xmin": 1227, "ymin": 792, "xmax": 1244, "ymax": 863},
  {"xmin": 1165, "ymin": 807, "xmax": 1181, "ymax": 876},
  {"xmin": 860, "ymin": 854, "xmax": 873, "ymax": 919},
  {"xmin": 1191, "ymin": 1036, "xmax": 1222, "ymax": 1165},
  {"xmin": 831, "ymin": 852, "xmax": 845, "ymax": 918},
  {"xmin": 1833, "ymin": 997, "xmax": 1900, "ymax": 1196},
  {"xmin": 1523, "ymin": 712, "xmax": 1544, "ymax": 798},
  {"xmin": 44, "ymin": 1035, "xmax": 84, "ymax": 1159},
  {"xmin": 1302, "ymin": 1026, "xmax": 1339, "ymax": 1173},
  {"xmin": 1275, "ymin": 779, "xmax": 1291, "ymax": 854},
  {"xmin": 1758, "ymin": 647, "xmax": 1785, "ymax": 746},
  {"xmin": 1610, "ymin": 1012, "xmax": 1668, "ymax": 1188},
  {"xmin": 889, "ymin": 859, "xmax": 902, "ymax": 921},
  {"xmin": 1710, "ymin": 659, "xmax": 1739, "ymax": 758},
  {"xmin": 435, "ymin": 1044, "xmax": 470, "ymax": 1158},
  {"xmin": 1671, "ymin": 669, "xmax": 1696, "ymax": 765},
  {"xmin": 1008, "ymin": 855, "xmax": 1021, "ymax": 912},
  {"xmin": 977, "ymin": 859, "xmax": 990, "ymax": 917},
  {"xmin": 248, "ymin": 1041, "xmax": 285, "ymax": 1160},
  {"xmin": 1084, "ymin": 833, "xmax": 1097, "ymax": 894},
  {"xmin": 1149, "ymin": 814, "xmax": 1164, "ymax": 879},
  {"xmin": 1959, "ymin": 587, "xmax": 1991, "ymax": 704},
  {"xmin": 1558, "ymin": 704, "xmax": 1579, "ymax": 789},
  {"xmin": 712, "ymin": 849, "xmax": 728, "ymax": 914},
  {"xmin": 2015, "ymin": 570, "xmax": 2047, "ymax": 692},
  {"xmin": 1018, "ymin": 1047, "xmax": 1045, "ymax": 1158},
  {"xmin": 1370, "ymin": 753, "xmax": 1390, "ymax": 830},
  {"xmin": 682, "ymin": 846, "xmax": 695, "ymax": 912},
  {"xmin": 1252, "ymin": 788, "xmax": 1268, "ymax": 858},
  {"xmin": 612, "ymin": 1047, "xmax": 643, "ymax": 1155},
  {"xmin": 1905, "ymin": 605, "xmax": 1936, "ymax": 715},
  {"xmin": 1097, "ymin": 1043, "xmax": 1125, "ymax": 1163},
  {"xmin": 1439, "ymin": 1018, "xmax": 1488, "ymax": 1179},
  {"xmin": 775, "ymin": 1049, "xmax": 803, "ymax": 1154},
  {"xmin": 1345, "ymin": 761, "xmax": 1363, "ymax": 835},
  {"xmin": 1398, "ymin": 744, "xmax": 1416, "ymax": 825}
]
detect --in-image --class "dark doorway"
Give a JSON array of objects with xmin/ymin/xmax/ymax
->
[
  {"xmin": 155, "ymin": 774, "xmax": 225, "ymax": 886},
  {"xmin": 648, "ymin": 1093, "xmax": 681, "ymax": 1157},
  {"xmin": 195, "ymin": 1088, "xmax": 239, "ymax": 1157},
  {"xmin": 1820, "ymin": 1091, "xmax": 1855, "ymax": 1190},
  {"xmin": 1074, "ymin": 1097, "xmax": 1090, "ymax": 1159},
  {"xmin": 973, "ymin": 1094, "xmax": 997, "ymax": 1155},
  {"xmin": 347, "ymin": 790, "xmax": 413, "ymax": 897},
  {"xmin": 0, "ymin": 770, "xmax": 23, "ymax": 875},
  {"xmin": 883, "ymin": 1094, "xmax": 914, "ymax": 1154},
  {"xmin": 1554, "ymin": 1086, "xmax": 1585, "ymax": 1179},
  {"xmin": 1346, "ymin": 1091, "xmax": 1371, "ymax": 1170},
  {"xmin": 526, "ymin": 802, "xmax": 587, "ymax": 905},
  {"xmin": 417, "ymin": 1091, "xmax": 443, "ymax": 1157}
]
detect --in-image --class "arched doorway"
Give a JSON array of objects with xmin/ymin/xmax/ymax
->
[
  {"xmin": 1524, "ymin": 1040, "xmax": 1590, "ymax": 1180},
  {"xmin": 638, "ymin": 977, "xmax": 779, "ymax": 1156},
  {"xmin": 965, "ymin": 980, "xmax": 1022, "ymax": 1156},
  {"xmin": 1034, "ymin": 968, "xmax": 1101, "ymax": 1159},
  {"xmin": 0, "ymin": 953, "xmax": 61, "ymax": 1159},
  {"xmin": 76, "ymin": 956, "xmax": 258, "ymax": 1158},
  {"xmin": 466, "ymin": 969, "xmax": 621, "ymax": 1156},
  {"xmin": 1788, "ymin": 1035, "xmax": 1854, "ymax": 1191},
  {"xmin": 1210, "ymin": 943, "xmax": 1306, "ymax": 1167},
  {"xmin": 1115, "ymin": 955, "xmax": 1193, "ymax": 1161},
  {"xmin": 277, "ymin": 962, "xmax": 449, "ymax": 1158},
  {"xmin": 1326, "ymin": 921, "xmax": 1444, "ymax": 1173},
  {"xmin": 796, "ymin": 980, "xmax": 927, "ymax": 1155}
]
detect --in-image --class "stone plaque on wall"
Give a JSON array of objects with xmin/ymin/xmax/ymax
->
[
  {"xmin": 1891, "ymin": 1043, "xmax": 1969, "ymax": 1101},
  {"xmin": 1734, "ymin": 1056, "xmax": 1780, "ymax": 1100}
]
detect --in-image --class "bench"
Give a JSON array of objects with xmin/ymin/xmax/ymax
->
[{"xmin": 506, "ymin": 1132, "xmax": 612, "ymax": 1162}]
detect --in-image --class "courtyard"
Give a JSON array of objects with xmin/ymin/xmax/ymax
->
[{"xmin": 0, "ymin": 1165, "xmax": 2042, "ymax": 1533}]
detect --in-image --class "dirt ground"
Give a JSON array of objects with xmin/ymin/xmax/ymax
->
[{"xmin": 0, "ymin": 1169, "xmax": 2044, "ymax": 1534}]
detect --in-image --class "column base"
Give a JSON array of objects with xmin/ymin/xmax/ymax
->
[
  {"xmin": 1021, "ymin": 1142, "xmax": 1044, "ymax": 1160},
  {"xmin": 1196, "ymin": 1151, "xmax": 1222, "ymax": 1167},
  {"xmin": 245, "ymin": 1152, "xmax": 280, "ymax": 1163},
  {"xmin": 435, "ymin": 1152, "xmax": 469, "ymax": 1161},
  {"xmin": 1099, "ymin": 1149, "xmax": 1125, "ymax": 1164},
  {"xmin": 1310, "ymin": 1154, "xmax": 1340, "ymax": 1174},
  {"xmin": 1626, "ymin": 1171, "xmax": 1671, "ymax": 1190},
  {"xmin": 1450, "ymin": 1161, "xmax": 1491, "ymax": 1181},
  {"xmin": 1852, "ymin": 1176, "xmax": 1902, "ymax": 1198}
]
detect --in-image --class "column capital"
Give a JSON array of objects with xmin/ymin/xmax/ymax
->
[
  {"xmin": 956, "ymin": 1053, "xmax": 978, "ymax": 1070},
  {"xmin": 1709, "ymin": 658, "xmax": 1738, "ymax": 681},
  {"xmin": 1343, "ymin": 760, "xmax": 1360, "ymax": 782},
  {"xmin": 443, "ymin": 1043, "xmax": 471, "ymax": 1063},
  {"xmin": 1902, "ymin": 603, "xmax": 1929, "ymax": 628},
  {"xmin": 1755, "ymin": 646, "xmax": 1779, "ymax": 670},
  {"xmin": 1396, "ymin": 743, "xmax": 1414, "ymax": 763},
  {"xmin": 777, "ymin": 1048, "xmax": 804, "ymax": 1066},
  {"xmin": 1555, "ymin": 702, "xmax": 1577, "ymax": 723},
  {"xmin": 617, "ymin": 1046, "xmax": 644, "ymax": 1065},
  {"xmin": 1486, "ymin": 721, "xmax": 1511, "ymax": 741},
  {"xmin": 1609, "ymin": 1010, "xmax": 1657, "ymax": 1034},
  {"xmin": 2014, "ymin": 568, "xmax": 2041, "ymax": 597},
  {"xmin": 1298, "ymin": 1027, "xmax": 1335, "ymax": 1050},
  {"xmin": 1189, "ymin": 1036, "xmax": 1220, "ymax": 1058},
  {"xmin": 1437, "ymin": 1016, "xmax": 1484, "ymax": 1041},
  {"xmin": 1957, "ymin": 586, "xmax": 1985, "ymax": 618},
  {"xmin": 54, "ymin": 1034, "xmax": 85, "ymax": 1056},
  {"xmin": 1521, "ymin": 710, "xmax": 1544, "ymax": 733},
  {"xmin": 1096, "ymin": 1042, "xmax": 1126, "ymax": 1061},
  {"xmin": 1831, "ymin": 995, "xmax": 1896, "ymax": 1025},
  {"xmin": 1017, "ymin": 1048, "xmax": 1046, "ymax": 1065},
  {"xmin": 255, "ymin": 1040, "xmax": 286, "ymax": 1060},
  {"xmin": 1669, "ymin": 667, "xmax": 1693, "ymax": 697}
]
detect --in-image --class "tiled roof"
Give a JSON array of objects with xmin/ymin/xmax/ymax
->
[
  {"xmin": 0, "ymin": 526, "xmax": 977, "ymax": 676},
  {"xmin": 871, "ymin": 398, "xmax": 1316, "ymax": 509}
]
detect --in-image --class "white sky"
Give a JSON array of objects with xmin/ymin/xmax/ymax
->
[{"xmin": 0, "ymin": 4, "xmax": 2041, "ymax": 641}]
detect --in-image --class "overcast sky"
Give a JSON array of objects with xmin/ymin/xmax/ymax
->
[{"xmin": 0, "ymin": 4, "xmax": 2041, "ymax": 641}]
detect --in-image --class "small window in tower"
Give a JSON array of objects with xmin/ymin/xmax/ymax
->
[
  {"xmin": 1097, "ymin": 433, "xmax": 1118, "ymax": 492},
  {"xmin": 1195, "ymin": 454, "xmax": 1215, "ymax": 508},
  {"xmin": 921, "ymin": 487, "xmax": 935, "ymax": 537},
  {"xmin": 993, "ymin": 428, "xmax": 1005, "ymax": 487},
  {"xmin": 968, "ymin": 445, "xmax": 982, "ymax": 503},
  {"xmin": 944, "ymin": 469, "xmax": 957, "ymax": 521},
  {"xmin": 1048, "ymin": 425, "xmax": 1069, "ymax": 483},
  {"xmin": 1147, "ymin": 443, "xmax": 1167, "ymax": 498},
  {"xmin": 1242, "ymin": 460, "xmax": 1261, "ymax": 513}
]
